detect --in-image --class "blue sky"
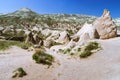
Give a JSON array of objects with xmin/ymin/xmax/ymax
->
[{"xmin": 0, "ymin": 0, "xmax": 119, "ymax": 18}]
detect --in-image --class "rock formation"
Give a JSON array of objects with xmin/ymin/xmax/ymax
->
[
  {"xmin": 93, "ymin": 9, "xmax": 117, "ymax": 39},
  {"xmin": 25, "ymin": 31, "xmax": 43, "ymax": 47},
  {"xmin": 74, "ymin": 22, "xmax": 96, "ymax": 45},
  {"xmin": 25, "ymin": 32, "xmax": 35, "ymax": 44},
  {"xmin": 55, "ymin": 31, "xmax": 70, "ymax": 44},
  {"xmin": 44, "ymin": 39, "xmax": 54, "ymax": 48},
  {"xmin": 33, "ymin": 33, "xmax": 43, "ymax": 46}
]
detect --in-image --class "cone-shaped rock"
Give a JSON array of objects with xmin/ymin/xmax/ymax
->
[{"xmin": 93, "ymin": 9, "xmax": 117, "ymax": 39}]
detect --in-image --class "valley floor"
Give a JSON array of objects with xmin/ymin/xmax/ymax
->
[{"xmin": 0, "ymin": 36, "xmax": 120, "ymax": 80}]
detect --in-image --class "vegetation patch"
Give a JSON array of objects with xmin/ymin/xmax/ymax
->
[
  {"xmin": 77, "ymin": 48, "xmax": 81, "ymax": 52},
  {"xmin": 80, "ymin": 42, "xmax": 101, "ymax": 58},
  {"xmin": 0, "ymin": 40, "xmax": 32, "ymax": 50},
  {"xmin": 12, "ymin": 67, "xmax": 27, "ymax": 78},
  {"xmin": 59, "ymin": 48, "xmax": 71, "ymax": 54},
  {"xmin": 32, "ymin": 50, "xmax": 54, "ymax": 66},
  {"xmin": 66, "ymin": 29, "xmax": 74, "ymax": 36},
  {"xmin": 17, "ymin": 42, "xmax": 32, "ymax": 49}
]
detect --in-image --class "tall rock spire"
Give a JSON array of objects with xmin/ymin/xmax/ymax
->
[{"xmin": 93, "ymin": 9, "xmax": 117, "ymax": 39}]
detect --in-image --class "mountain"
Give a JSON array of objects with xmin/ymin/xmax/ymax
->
[{"xmin": 5, "ymin": 8, "xmax": 39, "ymax": 18}]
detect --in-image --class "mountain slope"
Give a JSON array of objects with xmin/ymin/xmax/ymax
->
[{"xmin": 6, "ymin": 8, "xmax": 39, "ymax": 18}]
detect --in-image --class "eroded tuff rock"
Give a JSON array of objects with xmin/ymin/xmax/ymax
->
[
  {"xmin": 25, "ymin": 31, "xmax": 43, "ymax": 46},
  {"xmin": 44, "ymin": 39, "xmax": 54, "ymax": 48},
  {"xmin": 55, "ymin": 31, "xmax": 70, "ymax": 44},
  {"xmin": 74, "ymin": 22, "xmax": 96, "ymax": 45},
  {"xmin": 93, "ymin": 9, "xmax": 117, "ymax": 39},
  {"xmin": 25, "ymin": 32, "xmax": 35, "ymax": 44}
]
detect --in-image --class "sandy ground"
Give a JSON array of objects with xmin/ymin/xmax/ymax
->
[{"xmin": 0, "ymin": 36, "xmax": 120, "ymax": 80}]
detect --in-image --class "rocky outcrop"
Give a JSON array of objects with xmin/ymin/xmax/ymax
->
[
  {"xmin": 74, "ymin": 22, "xmax": 96, "ymax": 45},
  {"xmin": 93, "ymin": 9, "xmax": 117, "ymax": 39},
  {"xmin": 55, "ymin": 31, "xmax": 70, "ymax": 44},
  {"xmin": 0, "ymin": 26, "xmax": 4, "ymax": 35},
  {"xmin": 25, "ymin": 31, "xmax": 43, "ymax": 46},
  {"xmin": 25, "ymin": 32, "xmax": 35, "ymax": 44},
  {"xmin": 44, "ymin": 39, "xmax": 54, "ymax": 48}
]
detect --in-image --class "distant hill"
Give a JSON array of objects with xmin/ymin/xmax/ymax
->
[{"xmin": 5, "ymin": 8, "xmax": 39, "ymax": 18}]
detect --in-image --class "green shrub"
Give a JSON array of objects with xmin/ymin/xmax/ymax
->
[
  {"xmin": 77, "ymin": 48, "xmax": 81, "ymax": 52},
  {"xmin": 32, "ymin": 50, "xmax": 54, "ymax": 66},
  {"xmin": 63, "ymin": 48, "xmax": 71, "ymax": 54},
  {"xmin": 12, "ymin": 67, "xmax": 27, "ymax": 78},
  {"xmin": 58, "ymin": 48, "xmax": 71, "ymax": 54},
  {"xmin": 80, "ymin": 50, "xmax": 92, "ymax": 58},
  {"xmin": 66, "ymin": 29, "xmax": 74, "ymax": 35},
  {"xmin": 59, "ymin": 48, "xmax": 71, "ymax": 54},
  {"xmin": 84, "ymin": 42, "xmax": 99, "ymax": 51},
  {"xmin": 80, "ymin": 42, "xmax": 100, "ymax": 58}
]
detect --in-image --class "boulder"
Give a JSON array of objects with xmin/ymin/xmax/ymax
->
[{"xmin": 93, "ymin": 9, "xmax": 117, "ymax": 39}]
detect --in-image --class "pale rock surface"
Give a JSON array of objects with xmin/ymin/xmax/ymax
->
[
  {"xmin": 74, "ymin": 22, "xmax": 96, "ymax": 45},
  {"xmin": 55, "ymin": 31, "xmax": 70, "ymax": 44},
  {"xmin": 93, "ymin": 9, "xmax": 117, "ymax": 39},
  {"xmin": 44, "ymin": 39, "xmax": 54, "ymax": 48}
]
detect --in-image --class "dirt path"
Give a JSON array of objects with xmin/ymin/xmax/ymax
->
[{"xmin": 0, "ymin": 37, "xmax": 120, "ymax": 80}]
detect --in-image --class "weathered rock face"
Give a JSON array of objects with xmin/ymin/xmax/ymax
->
[
  {"xmin": 44, "ymin": 39, "xmax": 54, "ymax": 48},
  {"xmin": 55, "ymin": 31, "xmax": 70, "ymax": 44},
  {"xmin": 93, "ymin": 9, "xmax": 117, "ymax": 39},
  {"xmin": 25, "ymin": 32, "xmax": 35, "ymax": 44},
  {"xmin": 74, "ymin": 22, "xmax": 96, "ymax": 45},
  {"xmin": 25, "ymin": 31, "xmax": 43, "ymax": 46},
  {"xmin": 76, "ymin": 22, "xmax": 95, "ymax": 39}
]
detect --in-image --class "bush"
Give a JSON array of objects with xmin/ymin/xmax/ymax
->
[
  {"xmin": 84, "ymin": 42, "xmax": 99, "ymax": 51},
  {"xmin": 80, "ymin": 50, "xmax": 92, "ymax": 58},
  {"xmin": 77, "ymin": 48, "xmax": 81, "ymax": 52},
  {"xmin": 80, "ymin": 42, "xmax": 100, "ymax": 58},
  {"xmin": 63, "ymin": 48, "xmax": 71, "ymax": 54},
  {"xmin": 66, "ymin": 29, "xmax": 74, "ymax": 35},
  {"xmin": 12, "ymin": 67, "xmax": 27, "ymax": 78},
  {"xmin": 32, "ymin": 50, "xmax": 54, "ymax": 66}
]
